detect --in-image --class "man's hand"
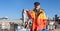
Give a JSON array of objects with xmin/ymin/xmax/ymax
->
[
  {"xmin": 26, "ymin": 10, "xmax": 29, "ymax": 12},
  {"xmin": 24, "ymin": 9, "xmax": 30, "ymax": 12},
  {"xmin": 23, "ymin": 9, "xmax": 29, "ymax": 13}
]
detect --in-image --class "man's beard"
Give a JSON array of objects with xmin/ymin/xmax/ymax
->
[{"xmin": 36, "ymin": 7, "xmax": 40, "ymax": 10}]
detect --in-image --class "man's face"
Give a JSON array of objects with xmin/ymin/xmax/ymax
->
[{"xmin": 35, "ymin": 5, "xmax": 40, "ymax": 10}]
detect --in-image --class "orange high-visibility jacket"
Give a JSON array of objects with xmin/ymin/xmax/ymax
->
[{"xmin": 26, "ymin": 8, "xmax": 47, "ymax": 31}]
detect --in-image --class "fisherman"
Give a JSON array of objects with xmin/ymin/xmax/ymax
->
[{"xmin": 26, "ymin": 2, "xmax": 47, "ymax": 31}]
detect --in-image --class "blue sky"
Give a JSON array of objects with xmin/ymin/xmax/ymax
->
[{"xmin": 0, "ymin": 0, "xmax": 60, "ymax": 20}]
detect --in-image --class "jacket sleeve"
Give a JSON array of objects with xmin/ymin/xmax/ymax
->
[
  {"xmin": 40, "ymin": 10, "xmax": 47, "ymax": 25},
  {"xmin": 43, "ymin": 11, "xmax": 47, "ymax": 27}
]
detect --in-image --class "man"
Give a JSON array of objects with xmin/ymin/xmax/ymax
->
[{"xmin": 26, "ymin": 2, "xmax": 47, "ymax": 31}]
